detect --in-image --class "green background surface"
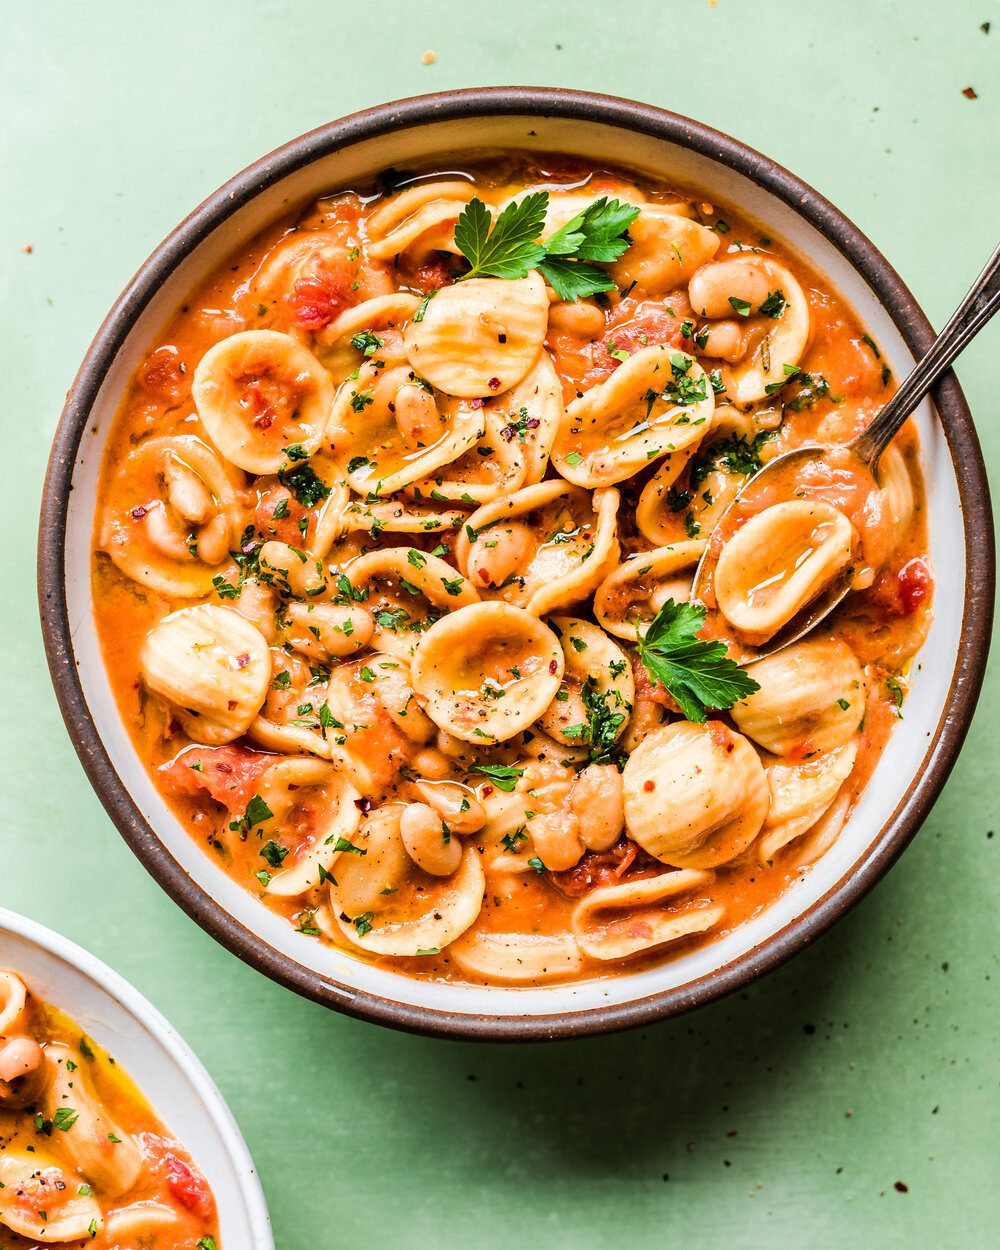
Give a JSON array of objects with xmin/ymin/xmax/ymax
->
[{"xmin": 3, "ymin": 1, "xmax": 997, "ymax": 1246}]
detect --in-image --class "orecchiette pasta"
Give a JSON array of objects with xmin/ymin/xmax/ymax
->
[
  {"xmin": 0, "ymin": 972, "xmax": 218, "ymax": 1245},
  {"xmin": 623, "ymin": 721, "xmax": 769, "ymax": 868},
  {"xmin": 94, "ymin": 154, "xmax": 932, "ymax": 988},
  {"xmin": 403, "ymin": 272, "xmax": 549, "ymax": 397},
  {"xmin": 714, "ymin": 500, "xmax": 857, "ymax": 645},
  {"xmin": 552, "ymin": 344, "xmax": 715, "ymax": 487},
  {"xmin": 730, "ymin": 636, "xmax": 868, "ymax": 756},
  {"xmin": 193, "ymin": 329, "xmax": 335, "ymax": 473}
]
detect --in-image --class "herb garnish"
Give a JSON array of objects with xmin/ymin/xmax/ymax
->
[
  {"xmin": 636, "ymin": 599, "xmax": 759, "ymax": 722},
  {"xmin": 452, "ymin": 191, "xmax": 640, "ymax": 302}
]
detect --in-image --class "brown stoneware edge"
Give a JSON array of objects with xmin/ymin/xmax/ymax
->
[{"xmin": 37, "ymin": 87, "xmax": 995, "ymax": 1042}]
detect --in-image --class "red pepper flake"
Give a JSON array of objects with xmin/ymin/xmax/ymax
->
[
  {"xmin": 962, "ymin": 86, "xmax": 978, "ymax": 98},
  {"xmin": 354, "ymin": 796, "xmax": 373, "ymax": 813},
  {"xmin": 478, "ymin": 569, "xmax": 491, "ymax": 584},
  {"xmin": 469, "ymin": 398, "xmax": 484, "ymax": 409},
  {"xmin": 894, "ymin": 1181, "xmax": 909, "ymax": 1194},
  {"xmin": 227, "ymin": 700, "xmax": 237, "ymax": 711},
  {"xmin": 643, "ymin": 779, "xmax": 656, "ymax": 792},
  {"xmin": 236, "ymin": 653, "xmax": 250, "ymax": 669},
  {"xmin": 548, "ymin": 659, "xmax": 558, "ymax": 674},
  {"xmin": 21, "ymin": 243, "xmax": 33, "ymax": 254},
  {"xmin": 482, "ymin": 785, "xmax": 494, "ymax": 797},
  {"xmin": 130, "ymin": 505, "xmax": 148, "ymax": 521},
  {"xmin": 487, "ymin": 376, "xmax": 501, "ymax": 391}
]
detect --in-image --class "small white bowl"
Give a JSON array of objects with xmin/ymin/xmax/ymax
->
[
  {"xmin": 39, "ymin": 88, "xmax": 994, "ymax": 1040},
  {"xmin": 0, "ymin": 905, "xmax": 273, "ymax": 1247}
]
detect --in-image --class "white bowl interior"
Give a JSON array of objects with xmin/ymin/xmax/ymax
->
[
  {"xmin": 0, "ymin": 907, "xmax": 273, "ymax": 1247},
  {"xmin": 61, "ymin": 114, "xmax": 964, "ymax": 1020}
]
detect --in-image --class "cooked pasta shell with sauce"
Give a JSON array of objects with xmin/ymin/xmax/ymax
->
[
  {"xmin": 332, "ymin": 837, "xmax": 486, "ymax": 956},
  {"xmin": 411, "ymin": 602, "xmax": 564, "ymax": 744},
  {"xmin": 552, "ymin": 344, "xmax": 715, "ymax": 487},
  {"xmin": 634, "ymin": 405, "xmax": 756, "ymax": 546},
  {"xmin": 406, "ymin": 408, "xmax": 529, "ymax": 504},
  {"xmin": 623, "ymin": 721, "xmax": 769, "ymax": 868},
  {"xmin": 342, "ymin": 546, "xmax": 479, "ymax": 659},
  {"xmin": 403, "ymin": 272, "xmax": 549, "ymax": 398},
  {"xmin": 536, "ymin": 617, "xmax": 634, "ymax": 748},
  {"xmin": 192, "ymin": 330, "xmax": 335, "ymax": 473},
  {"xmin": 327, "ymin": 352, "xmax": 485, "ymax": 497},
  {"xmin": 343, "ymin": 497, "xmax": 468, "ymax": 537},
  {"xmin": 456, "ymin": 479, "xmax": 621, "ymax": 616},
  {"xmin": 759, "ymin": 739, "xmax": 859, "ymax": 862},
  {"xmin": 689, "ymin": 258, "xmax": 810, "ymax": 405},
  {"xmin": 0, "ymin": 971, "xmax": 27, "ymax": 1033},
  {"xmin": 448, "ymin": 929, "xmax": 584, "ymax": 983},
  {"xmin": 0, "ymin": 1149, "xmax": 105, "ymax": 1241},
  {"xmin": 250, "ymin": 758, "xmax": 362, "ymax": 896},
  {"xmin": 99, "ymin": 434, "xmax": 247, "ymax": 598},
  {"xmin": 714, "ymin": 500, "xmax": 857, "ymax": 645},
  {"xmin": 877, "ymin": 443, "xmax": 916, "ymax": 549},
  {"xmin": 594, "ymin": 541, "xmax": 705, "ymax": 641},
  {"xmin": 572, "ymin": 869, "xmax": 724, "ymax": 960},
  {"xmin": 313, "ymin": 293, "xmax": 422, "ymax": 378},
  {"xmin": 365, "ymin": 181, "xmax": 475, "ymax": 261},
  {"xmin": 608, "ymin": 205, "xmax": 720, "ymax": 291},
  {"xmin": 730, "ymin": 636, "xmax": 868, "ymax": 756},
  {"xmin": 42, "ymin": 1046, "xmax": 142, "ymax": 1197},
  {"xmin": 140, "ymin": 604, "xmax": 271, "ymax": 744}
]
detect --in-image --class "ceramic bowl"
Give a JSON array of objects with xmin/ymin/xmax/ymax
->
[
  {"xmin": 0, "ymin": 906, "xmax": 273, "ymax": 1243},
  {"xmin": 38, "ymin": 88, "xmax": 994, "ymax": 1040}
]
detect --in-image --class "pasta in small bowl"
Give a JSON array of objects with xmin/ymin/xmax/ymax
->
[
  {"xmin": 0, "ymin": 907, "xmax": 272, "ymax": 1248},
  {"xmin": 39, "ymin": 90, "xmax": 992, "ymax": 1039}
]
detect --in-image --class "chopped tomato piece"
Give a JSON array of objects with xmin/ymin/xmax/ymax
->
[
  {"xmin": 141, "ymin": 1134, "xmax": 216, "ymax": 1220},
  {"xmin": 139, "ymin": 345, "xmax": 187, "ymax": 402},
  {"xmin": 897, "ymin": 556, "xmax": 933, "ymax": 614},
  {"xmin": 631, "ymin": 653, "xmax": 681, "ymax": 714},
  {"xmin": 288, "ymin": 258, "xmax": 355, "ymax": 330},
  {"xmin": 868, "ymin": 556, "xmax": 933, "ymax": 618},
  {"xmin": 159, "ymin": 745, "xmax": 274, "ymax": 811},
  {"xmin": 412, "ymin": 253, "xmax": 456, "ymax": 292},
  {"xmin": 551, "ymin": 837, "xmax": 657, "ymax": 898},
  {"xmin": 256, "ymin": 485, "xmax": 309, "ymax": 544}
]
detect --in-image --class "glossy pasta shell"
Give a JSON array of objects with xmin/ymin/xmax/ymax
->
[
  {"xmin": 552, "ymin": 344, "xmax": 715, "ymax": 487},
  {"xmin": 410, "ymin": 602, "xmax": 564, "ymax": 744},
  {"xmin": 403, "ymin": 273, "xmax": 549, "ymax": 398},
  {"xmin": 730, "ymin": 636, "xmax": 868, "ymax": 756},
  {"xmin": 140, "ymin": 605, "xmax": 271, "ymax": 745},
  {"xmin": 192, "ymin": 330, "xmax": 334, "ymax": 473},
  {"xmin": 571, "ymin": 869, "xmax": 724, "ymax": 960},
  {"xmin": 715, "ymin": 500, "xmax": 856, "ymax": 644},
  {"xmin": 622, "ymin": 721, "xmax": 769, "ymax": 868}
]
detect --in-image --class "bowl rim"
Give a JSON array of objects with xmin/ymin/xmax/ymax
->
[
  {"xmin": 37, "ymin": 86, "xmax": 995, "ymax": 1042},
  {"xmin": 0, "ymin": 904, "xmax": 274, "ymax": 1245}
]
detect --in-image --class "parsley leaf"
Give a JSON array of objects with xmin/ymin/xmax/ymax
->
[
  {"xmin": 469, "ymin": 763, "xmax": 524, "ymax": 793},
  {"xmin": 454, "ymin": 193, "xmax": 548, "ymax": 281},
  {"xmin": 636, "ymin": 599, "xmax": 759, "ymax": 722},
  {"xmin": 452, "ymin": 191, "xmax": 640, "ymax": 302}
]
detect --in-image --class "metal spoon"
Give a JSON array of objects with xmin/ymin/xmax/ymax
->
[{"xmin": 691, "ymin": 240, "xmax": 1000, "ymax": 663}]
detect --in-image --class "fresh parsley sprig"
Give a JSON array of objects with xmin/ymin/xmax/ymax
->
[
  {"xmin": 452, "ymin": 191, "xmax": 640, "ymax": 302},
  {"xmin": 636, "ymin": 600, "xmax": 759, "ymax": 723}
]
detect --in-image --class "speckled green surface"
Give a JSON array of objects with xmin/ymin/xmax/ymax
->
[{"xmin": 3, "ymin": 1, "xmax": 998, "ymax": 1246}]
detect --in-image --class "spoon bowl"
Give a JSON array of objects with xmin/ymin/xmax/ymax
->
[{"xmin": 692, "ymin": 239, "xmax": 1000, "ymax": 664}]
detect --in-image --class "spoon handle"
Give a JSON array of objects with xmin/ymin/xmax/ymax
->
[{"xmin": 852, "ymin": 240, "xmax": 1000, "ymax": 468}]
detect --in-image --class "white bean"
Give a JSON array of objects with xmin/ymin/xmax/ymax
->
[
  {"xmin": 571, "ymin": 764, "xmax": 624, "ymax": 852},
  {"xmin": 689, "ymin": 257, "xmax": 772, "ymax": 319},
  {"xmin": 400, "ymin": 802, "xmax": 463, "ymax": 875}
]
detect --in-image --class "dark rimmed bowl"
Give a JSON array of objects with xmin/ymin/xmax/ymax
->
[{"xmin": 38, "ymin": 87, "xmax": 994, "ymax": 1041}]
